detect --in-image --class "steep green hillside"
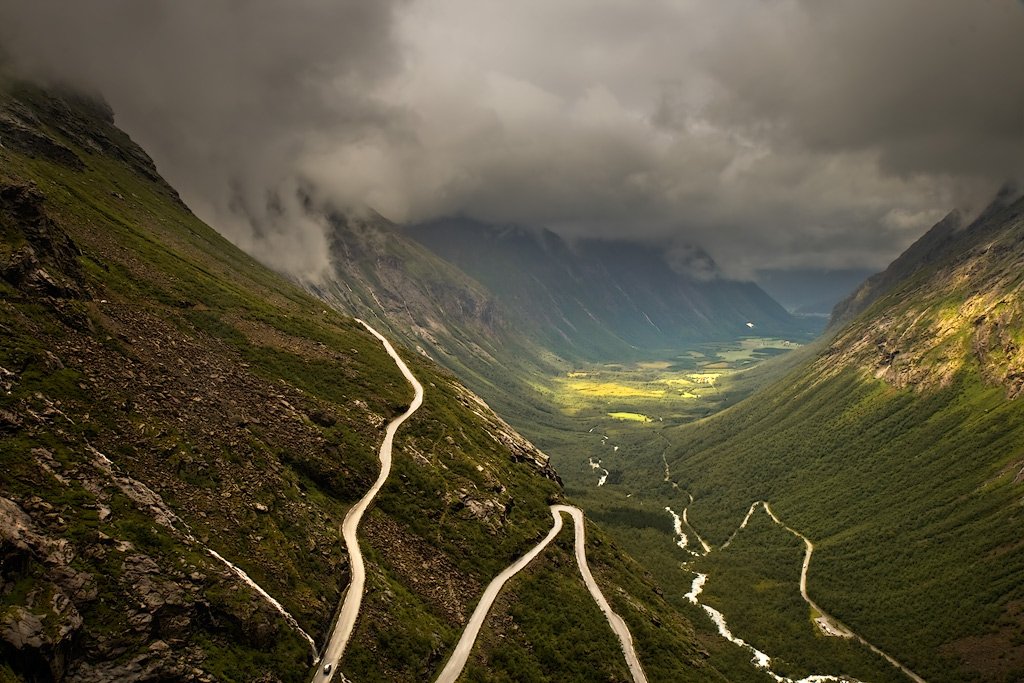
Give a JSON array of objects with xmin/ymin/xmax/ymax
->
[
  {"xmin": 301, "ymin": 210, "xmax": 563, "ymax": 427},
  {"xmin": 406, "ymin": 218, "xmax": 816, "ymax": 362},
  {"xmin": 0, "ymin": 78, "xmax": 718, "ymax": 682},
  {"xmin": 625, "ymin": 193, "xmax": 1024, "ymax": 682}
]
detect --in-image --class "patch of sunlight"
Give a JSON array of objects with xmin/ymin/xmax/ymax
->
[
  {"xmin": 607, "ymin": 411, "xmax": 652, "ymax": 423},
  {"xmin": 568, "ymin": 381, "xmax": 665, "ymax": 398},
  {"xmin": 636, "ymin": 361, "xmax": 672, "ymax": 369}
]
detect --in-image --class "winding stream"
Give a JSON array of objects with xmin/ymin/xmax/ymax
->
[{"xmin": 678, "ymin": 498, "xmax": 925, "ymax": 683}]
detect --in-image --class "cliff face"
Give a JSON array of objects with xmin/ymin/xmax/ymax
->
[{"xmin": 823, "ymin": 189, "xmax": 1024, "ymax": 397}]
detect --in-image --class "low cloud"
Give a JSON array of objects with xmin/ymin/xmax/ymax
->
[
  {"xmin": 2, "ymin": 0, "xmax": 1021, "ymax": 278},
  {"xmin": 0, "ymin": 0, "xmax": 405, "ymax": 278}
]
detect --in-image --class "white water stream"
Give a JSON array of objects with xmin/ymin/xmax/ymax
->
[
  {"xmin": 665, "ymin": 506, "xmax": 700, "ymax": 556},
  {"xmin": 86, "ymin": 445, "xmax": 319, "ymax": 657},
  {"xmin": 676, "ymin": 499, "xmax": 924, "ymax": 683}
]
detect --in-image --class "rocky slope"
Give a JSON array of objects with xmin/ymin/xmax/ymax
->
[
  {"xmin": 301, "ymin": 209, "xmax": 560, "ymax": 422},
  {"xmin": 825, "ymin": 188, "xmax": 1024, "ymax": 396},
  {"xmin": 0, "ymin": 77, "xmax": 719, "ymax": 682}
]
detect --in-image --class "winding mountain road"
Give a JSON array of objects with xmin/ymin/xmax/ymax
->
[
  {"xmin": 315, "ymin": 319, "xmax": 424, "ymax": 682},
  {"xmin": 554, "ymin": 504, "xmax": 648, "ymax": 683},
  {"xmin": 312, "ymin": 320, "xmax": 644, "ymax": 682},
  {"xmin": 759, "ymin": 503, "xmax": 926, "ymax": 683},
  {"xmin": 434, "ymin": 508, "xmax": 565, "ymax": 683},
  {"xmin": 435, "ymin": 505, "xmax": 648, "ymax": 683}
]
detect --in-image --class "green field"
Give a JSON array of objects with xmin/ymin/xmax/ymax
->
[
  {"xmin": 545, "ymin": 337, "xmax": 802, "ymax": 428},
  {"xmin": 509, "ymin": 330, "xmax": 1024, "ymax": 683}
]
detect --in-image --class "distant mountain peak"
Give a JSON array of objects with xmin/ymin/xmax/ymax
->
[
  {"xmin": 823, "ymin": 188, "xmax": 1024, "ymax": 397},
  {"xmin": 405, "ymin": 216, "xmax": 813, "ymax": 361}
]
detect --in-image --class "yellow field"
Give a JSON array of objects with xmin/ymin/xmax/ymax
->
[
  {"xmin": 717, "ymin": 338, "xmax": 796, "ymax": 362},
  {"xmin": 544, "ymin": 337, "xmax": 800, "ymax": 424},
  {"xmin": 607, "ymin": 411, "xmax": 653, "ymax": 422},
  {"xmin": 568, "ymin": 381, "xmax": 665, "ymax": 398}
]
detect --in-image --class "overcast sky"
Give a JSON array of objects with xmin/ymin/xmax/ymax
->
[{"xmin": 2, "ymin": 0, "xmax": 1022, "ymax": 279}]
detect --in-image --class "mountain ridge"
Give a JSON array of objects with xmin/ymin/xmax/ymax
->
[
  {"xmin": 825, "ymin": 189, "xmax": 1024, "ymax": 396},
  {"xmin": 0, "ymin": 78, "xmax": 715, "ymax": 682},
  {"xmin": 634, "ymin": 184, "xmax": 1024, "ymax": 682},
  {"xmin": 405, "ymin": 216, "xmax": 813, "ymax": 362}
]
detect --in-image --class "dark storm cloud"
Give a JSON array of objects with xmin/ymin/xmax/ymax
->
[
  {"xmin": 1, "ymin": 0, "xmax": 1021, "ymax": 277},
  {"xmin": 701, "ymin": 0, "xmax": 1024, "ymax": 180},
  {"xmin": 0, "ymin": 0, "xmax": 407, "ymax": 276},
  {"xmin": 356, "ymin": 0, "xmax": 1022, "ymax": 275}
]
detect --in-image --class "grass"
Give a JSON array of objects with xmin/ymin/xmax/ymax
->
[
  {"xmin": 608, "ymin": 411, "xmax": 653, "ymax": 422},
  {"xmin": 4, "ymin": 80, "xmax": 712, "ymax": 682}
]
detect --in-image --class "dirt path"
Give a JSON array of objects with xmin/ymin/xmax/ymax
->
[{"xmin": 760, "ymin": 503, "xmax": 926, "ymax": 683}]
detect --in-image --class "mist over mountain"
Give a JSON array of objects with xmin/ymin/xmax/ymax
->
[
  {"xmin": 832, "ymin": 184, "xmax": 1024, "ymax": 327},
  {"xmin": 405, "ymin": 217, "xmax": 813, "ymax": 362},
  {"xmin": 754, "ymin": 268, "xmax": 875, "ymax": 316},
  {"xmin": 2, "ymin": 1, "xmax": 1022, "ymax": 280}
]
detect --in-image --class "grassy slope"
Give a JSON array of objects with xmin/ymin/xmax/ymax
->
[
  {"xmin": 617, "ymin": 210, "xmax": 1024, "ymax": 682},
  {"xmin": 657, "ymin": 369, "xmax": 1024, "ymax": 682},
  {"xmin": 0, "ymin": 79, "xmax": 725, "ymax": 682}
]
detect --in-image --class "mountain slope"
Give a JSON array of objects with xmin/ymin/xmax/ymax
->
[
  {"xmin": 827, "ymin": 188, "xmax": 1024, "ymax": 396},
  {"xmin": 632, "ymin": 191, "xmax": 1024, "ymax": 682},
  {"xmin": 300, "ymin": 210, "xmax": 563, "ymax": 425},
  {"xmin": 755, "ymin": 267, "xmax": 874, "ymax": 316},
  {"xmin": 0, "ymin": 78, "xmax": 717, "ymax": 682},
  {"xmin": 406, "ymin": 218, "xmax": 813, "ymax": 361},
  {"xmin": 828, "ymin": 210, "xmax": 964, "ymax": 326},
  {"xmin": 828, "ymin": 187, "xmax": 1022, "ymax": 328}
]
